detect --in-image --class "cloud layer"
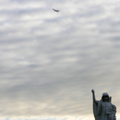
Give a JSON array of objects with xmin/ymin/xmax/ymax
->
[{"xmin": 0, "ymin": 0, "xmax": 120, "ymax": 120}]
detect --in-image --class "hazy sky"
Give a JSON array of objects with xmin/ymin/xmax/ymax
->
[{"xmin": 0, "ymin": 0, "xmax": 120, "ymax": 120}]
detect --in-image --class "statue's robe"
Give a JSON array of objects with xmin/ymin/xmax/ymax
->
[{"xmin": 93, "ymin": 100, "xmax": 116, "ymax": 120}]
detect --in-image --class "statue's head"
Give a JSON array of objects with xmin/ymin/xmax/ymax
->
[{"xmin": 102, "ymin": 93, "xmax": 110, "ymax": 102}]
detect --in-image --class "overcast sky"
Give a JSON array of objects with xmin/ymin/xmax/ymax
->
[{"xmin": 0, "ymin": 0, "xmax": 120, "ymax": 120}]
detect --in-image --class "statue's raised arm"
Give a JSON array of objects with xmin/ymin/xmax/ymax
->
[{"xmin": 91, "ymin": 89, "xmax": 97, "ymax": 103}]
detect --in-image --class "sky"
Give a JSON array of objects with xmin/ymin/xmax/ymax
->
[{"xmin": 0, "ymin": 0, "xmax": 120, "ymax": 120}]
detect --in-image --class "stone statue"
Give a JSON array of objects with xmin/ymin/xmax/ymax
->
[{"xmin": 91, "ymin": 89, "xmax": 116, "ymax": 120}]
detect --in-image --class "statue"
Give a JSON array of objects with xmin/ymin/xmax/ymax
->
[{"xmin": 91, "ymin": 89, "xmax": 116, "ymax": 120}]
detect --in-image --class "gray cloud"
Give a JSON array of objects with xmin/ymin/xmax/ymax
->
[{"xmin": 0, "ymin": 0, "xmax": 120, "ymax": 119}]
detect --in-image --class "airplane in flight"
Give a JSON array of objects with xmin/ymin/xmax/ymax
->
[{"xmin": 52, "ymin": 8, "xmax": 60, "ymax": 12}]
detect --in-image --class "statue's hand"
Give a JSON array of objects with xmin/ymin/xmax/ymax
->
[{"xmin": 91, "ymin": 89, "xmax": 95, "ymax": 94}]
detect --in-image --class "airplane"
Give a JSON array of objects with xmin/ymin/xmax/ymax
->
[{"xmin": 52, "ymin": 8, "xmax": 60, "ymax": 12}]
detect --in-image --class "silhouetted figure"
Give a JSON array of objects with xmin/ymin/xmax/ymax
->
[{"xmin": 91, "ymin": 89, "xmax": 116, "ymax": 120}]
